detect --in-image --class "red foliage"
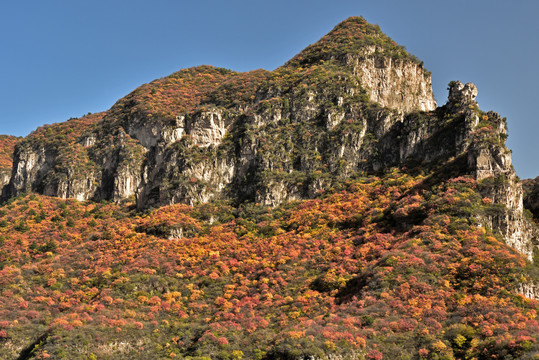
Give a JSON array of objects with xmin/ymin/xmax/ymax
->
[
  {"xmin": 0, "ymin": 170, "xmax": 536, "ymax": 358},
  {"xmin": 0, "ymin": 135, "xmax": 20, "ymax": 172}
]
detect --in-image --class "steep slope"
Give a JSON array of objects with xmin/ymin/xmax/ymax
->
[
  {"xmin": 1, "ymin": 15, "xmax": 539, "ymax": 360},
  {"xmin": 283, "ymin": 16, "xmax": 436, "ymax": 113},
  {"xmin": 6, "ymin": 17, "xmax": 435, "ymax": 208},
  {"xmin": 0, "ymin": 174, "xmax": 538, "ymax": 359},
  {"xmin": 6, "ymin": 113, "xmax": 104, "ymax": 200},
  {"xmin": 4, "ymin": 17, "xmax": 537, "ymax": 263},
  {"xmin": 5, "ymin": 18, "xmax": 537, "ymax": 259}
]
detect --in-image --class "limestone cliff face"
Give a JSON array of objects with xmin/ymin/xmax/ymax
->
[
  {"xmin": 9, "ymin": 146, "xmax": 100, "ymax": 201},
  {"xmin": 9, "ymin": 145, "xmax": 55, "ymax": 195},
  {"xmin": 518, "ymin": 282, "xmax": 539, "ymax": 300},
  {"xmin": 4, "ymin": 17, "xmax": 537, "ymax": 268},
  {"xmin": 0, "ymin": 172, "xmax": 10, "ymax": 190},
  {"xmin": 438, "ymin": 81, "xmax": 538, "ymax": 262},
  {"xmin": 345, "ymin": 51, "xmax": 436, "ymax": 113},
  {"xmin": 5, "ymin": 114, "xmax": 104, "ymax": 201}
]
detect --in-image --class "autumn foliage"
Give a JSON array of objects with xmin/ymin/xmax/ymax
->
[
  {"xmin": 0, "ymin": 170, "xmax": 537, "ymax": 359},
  {"xmin": 285, "ymin": 16, "xmax": 421, "ymax": 68},
  {"xmin": 0, "ymin": 15, "xmax": 537, "ymax": 360},
  {"xmin": 107, "ymin": 66, "xmax": 238, "ymax": 122},
  {"xmin": 0, "ymin": 135, "xmax": 20, "ymax": 173}
]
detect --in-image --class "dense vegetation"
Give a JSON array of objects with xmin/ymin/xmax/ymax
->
[
  {"xmin": 0, "ymin": 16, "xmax": 537, "ymax": 360},
  {"xmin": 284, "ymin": 16, "xmax": 421, "ymax": 68},
  {"xmin": 0, "ymin": 169, "xmax": 537, "ymax": 359},
  {"xmin": 0, "ymin": 135, "xmax": 20, "ymax": 174},
  {"xmin": 106, "ymin": 66, "xmax": 239, "ymax": 123}
]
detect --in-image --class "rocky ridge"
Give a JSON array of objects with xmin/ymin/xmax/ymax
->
[
  {"xmin": 1, "ymin": 16, "xmax": 539, "ymax": 359},
  {"xmin": 2, "ymin": 16, "xmax": 537, "ymax": 264}
]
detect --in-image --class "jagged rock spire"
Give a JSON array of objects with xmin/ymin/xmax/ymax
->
[{"xmin": 448, "ymin": 81, "xmax": 478, "ymax": 107}]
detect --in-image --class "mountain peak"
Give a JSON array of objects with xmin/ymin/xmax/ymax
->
[{"xmin": 285, "ymin": 16, "xmax": 420, "ymax": 68}]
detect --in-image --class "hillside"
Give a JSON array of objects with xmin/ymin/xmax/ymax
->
[
  {"xmin": 0, "ymin": 174, "xmax": 538, "ymax": 359},
  {"xmin": 0, "ymin": 16, "xmax": 538, "ymax": 360}
]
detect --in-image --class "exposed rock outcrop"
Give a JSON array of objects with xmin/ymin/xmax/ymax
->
[
  {"xmin": 518, "ymin": 282, "xmax": 539, "ymax": 300},
  {"xmin": 346, "ymin": 52, "xmax": 436, "ymax": 113},
  {"xmin": 3, "ymin": 17, "xmax": 537, "ymax": 266},
  {"xmin": 437, "ymin": 81, "xmax": 538, "ymax": 262}
]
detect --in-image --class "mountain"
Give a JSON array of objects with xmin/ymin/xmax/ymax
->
[{"xmin": 0, "ymin": 16, "xmax": 538, "ymax": 359}]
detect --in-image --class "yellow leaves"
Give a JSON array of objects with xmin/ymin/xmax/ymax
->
[
  {"xmin": 431, "ymin": 340, "xmax": 447, "ymax": 352},
  {"xmin": 526, "ymin": 309, "xmax": 537, "ymax": 320},
  {"xmin": 454, "ymin": 334, "xmax": 467, "ymax": 347},
  {"xmin": 163, "ymin": 291, "xmax": 182, "ymax": 303},
  {"xmin": 288, "ymin": 330, "xmax": 305, "ymax": 339},
  {"xmin": 288, "ymin": 311, "xmax": 301, "ymax": 319},
  {"xmin": 101, "ymin": 269, "xmax": 112, "ymax": 277},
  {"xmin": 51, "ymin": 268, "xmax": 66, "ymax": 279},
  {"xmin": 189, "ymin": 289, "xmax": 204, "ymax": 301},
  {"xmin": 124, "ymin": 309, "xmax": 137, "ymax": 319},
  {"xmin": 71, "ymin": 319, "xmax": 83, "ymax": 327},
  {"xmin": 324, "ymin": 340, "xmax": 336, "ymax": 351},
  {"xmin": 231, "ymin": 350, "xmax": 244, "ymax": 360}
]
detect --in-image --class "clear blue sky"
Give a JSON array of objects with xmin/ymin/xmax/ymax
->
[{"xmin": 0, "ymin": 0, "xmax": 537, "ymax": 178}]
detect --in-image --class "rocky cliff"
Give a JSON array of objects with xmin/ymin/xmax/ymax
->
[
  {"xmin": 4, "ymin": 17, "xmax": 537, "ymax": 264},
  {"xmin": 2, "ymin": 16, "xmax": 539, "ymax": 360}
]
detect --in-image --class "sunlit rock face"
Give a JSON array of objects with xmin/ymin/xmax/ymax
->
[
  {"xmin": 4, "ymin": 17, "xmax": 537, "ymax": 265},
  {"xmin": 346, "ymin": 51, "xmax": 437, "ymax": 114}
]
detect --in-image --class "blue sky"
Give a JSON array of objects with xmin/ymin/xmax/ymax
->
[{"xmin": 0, "ymin": 0, "xmax": 537, "ymax": 178}]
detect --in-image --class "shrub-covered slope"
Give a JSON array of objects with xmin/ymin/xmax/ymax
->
[
  {"xmin": 0, "ymin": 135, "xmax": 20, "ymax": 188},
  {"xmin": 0, "ymin": 170, "xmax": 538, "ymax": 359},
  {"xmin": 0, "ymin": 16, "xmax": 538, "ymax": 360}
]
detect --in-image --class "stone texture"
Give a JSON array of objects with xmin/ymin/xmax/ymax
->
[
  {"xmin": 517, "ymin": 282, "xmax": 539, "ymax": 300},
  {"xmin": 346, "ymin": 50, "xmax": 437, "ymax": 113},
  {"xmin": 4, "ymin": 30, "xmax": 537, "ymax": 270}
]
